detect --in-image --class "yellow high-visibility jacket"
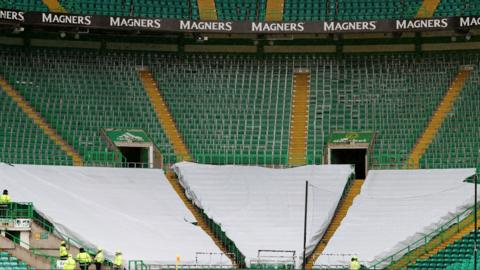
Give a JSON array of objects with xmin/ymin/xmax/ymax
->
[
  {"xmin": 114, "ymin": 254, "xmax": 123, "ymax": 267},
  {"xmin": 94, "ymin": 251, "xmax": 105, "ymax": 263},
  {"xmin": 59, "ymin": 246, "xmax": 68, "ymax": 257},
  {"xmin": 350, "ymin": 261, "xmax": 361, "ymax": 270},
  {"xmin": 76, "ymin": 252, "xmax": 92, "ymax": 264},
  {"xmin": 64, "ymin": 256, "xmax": 76, "ymax": 270},
  {"xmin": 0, "ymin": 194, "xmax": 11, "ymax": 204}
]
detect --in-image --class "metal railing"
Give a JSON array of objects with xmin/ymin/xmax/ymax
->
[
  {"xmin": 369, "ymin": 205, "xmax": 477, "ymax": 269},
  {"xmin": 0, "ymin": 202, "xmax": 33, "ymax": 220},
  {"xmin": 27, "ymin": 205, "xmax": 114, "ymax": 268},
  {"xmin": 2, "ymin": 230, "xmax": 58, "ymax": 270},
  {"xmin": 128, "ymin": 261, "xmax": 236, "ymax": 270}
]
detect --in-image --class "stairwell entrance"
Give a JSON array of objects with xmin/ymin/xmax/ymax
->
[
  {"xmin": 329, "ymin": 148, "xmax": 367, "ymax": 179},
  {"xmin": 326, "ymin": 132, "xmax": 375, "ymax": 179},
  {"xmin": 101, "ymin": 128, "xmax": 163, "ymax": 168},
  {"xmin": 118, "ymin": 146, "xmax": 150, "ymax": 168}
]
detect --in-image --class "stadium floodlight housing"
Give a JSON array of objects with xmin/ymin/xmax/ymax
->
[
  {"xmin": 74, "ymin": 32, "xmax": 80, "ymax": 40},
  {"xmin": 59, "ymin": 31, "xmax": 66, "ymax": 38}
]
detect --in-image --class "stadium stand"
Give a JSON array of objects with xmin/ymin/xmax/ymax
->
[
  {"xmin": 407, "ymin": 230, "xmax": 478, "ymax": 270},
  {"xmin": 434, "ymin": 0, "xmax": 480, "ymax": 17},
  {"xmin": 283, "ymin": 0, "xmax": 423, "ymax": 21},
  {"xmin": 314, "ymin": 169, "xmax": 476, "ymax": 268},
  {"xmin": 173, "ymin": 162, "xmax": 354, "ymax": 267},
  {"xmin": 151, "ymin": 54, "xmax": 293, "ymax": 165},
  {"xmin": 0, "ymin": 164, "xmax": 227, "ymax": 265},
  {"xmin": 0, "ymin": 47, "xmax": 176, "ymax": 166},
  {"xmin": 138, "ymin": 70, "xmax": 192, "ymax": 162},
  {"xmin": 0, "ymin": 0, "xmax": 49, "ymax": 12},
  {"xmin": 214, "ymin": 0, "xmax": 265, "ymax": 21},
  {"xmin": 421, "ymin": 68, "xmax": 480, "ymax": 169},
  {"xmin": 0, "ymin": 0, "xmax": 437, "ymax": 21},
  {"xmin": 0, "ymin": 252, "xmax": 29, "ymax": 270},
  {"xmin": 407, "ymin": 67, "xmax": 471, "ymax": 168},
  {"xmin": 1, "ymin": 47, "xmax": 477, "ymax": 168},
  {"xmin": 307, "ymin": 53, "xmax": 459, "ymax": 167},
  {"xmin": 0, "ymin": 86, "xmax": 72, "ymax": 165},
  {"xmin": 0, "ymin": 0, "xmax": 199, "ymax": 19}
]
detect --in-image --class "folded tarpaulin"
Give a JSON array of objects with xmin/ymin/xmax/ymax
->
[
  {"xmin": 0, "ymin": 163, "xmax": 228, "ymax": 265},
  {"xmin": 316, "ymin": 168, "xmax": 476, "ymax": 268},
  {"xmin": 173, "ymin": 162, "xmax": 354, "ymax": 267}
]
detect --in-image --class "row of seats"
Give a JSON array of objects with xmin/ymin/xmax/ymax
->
[
  {"xmin": 59, "ymin": 0, "xmax": 198, "ymax": 19},
  {"xmin": 214, "ymin": 0, "xmax": 265, "ymax": 21},
  {"xmin": 283, "ymin": 0, "xmax": 422, "ymax": 21},
  {"xmin": 1, "ymin": 0, "xmax": 474, "ymax": 21},
  {"xmin": 0, "ymin": 48, "xmax": 479, "ymax": 168},
  {"xmin": 0, "ymin": 252, "xmax": 31, "ymax": 270},
  {"xmin": 152, "ymin": 55, "xmax": 292, "ymax": 165},
  {"xmin": 0, "ymin": 48, "xmax": 176, "ymax": 165},
  {"xmin": 0, "ymin": 82, "xmax": 72, "ymax": 165},
  {"xmin": 407, "ymin": 231, "xmax": 477, "ymax": 270},
  {"xmin": 421, "ymin": 67, "xmax": 480, "ymax": 169},
  {"xmin": 435, "ymin": 0, "xmax": 480, "ymax": 17}
]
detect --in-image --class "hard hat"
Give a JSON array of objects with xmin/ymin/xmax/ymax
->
[
  {"xmin": 97, "ymin": 247, "xmax": 103, "ymax": 251},
  {"xmin": 60, "ymin": 241, "xmax": 66, "ymax": 245},
  {"xmin": 68, "ymin": 254, "xmax": 72, "ymax": 258}
]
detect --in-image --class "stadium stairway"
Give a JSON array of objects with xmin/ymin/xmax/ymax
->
[
  {"xmin": 30, "ymin": 221, "xmax": 81, "ymax": 258},
  {"xmin": 417, "ymin": 0, "xmax": 442, "ymax": 18},
  {"xmin": 138, "ymin": 69, "xmax": 191, "ymax": 162},
  {"xmin": 407, "ymin": 67, "xmax": 471, "ymax": 168},
  {"xmin": 288, "ymin": 71, "xmax": 310, "ymax": 166},
  {"xmin": 197, "ymin": 0, "xmax": 218, "ymax": 20},
  {"xmin": 0, "ymin": 234, "xmax": 52, "ymax": 270},
  {"xmin": 265, "ymin": 0, "xmax": 284, "ymax": 21},
  {"xmin": 305, "ymin": 179, "xmax": 364, "ymax": 270},
  {"xmin": 0, "ymin": 75, "xmax": 83, "ymax": 166},
  {"xmin": 41, "ymin": 0, "xmax": 66, "ymax": 13},
  {"xmin": 165, "ymin": 170, "xmax": 241, "ymax": 267},
  {"xmin": 390, "ymin": 208, "xmax": 480, "ymax": 269}
]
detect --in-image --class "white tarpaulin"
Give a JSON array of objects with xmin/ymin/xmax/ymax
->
[
  {"xmin": 173, "ymin": 162, "xmax": 354, "ymax": 267},
  {"xmin": 315, "ymin": 169, "xmax": 476, "ymax": 268},
  {"xmin": 0, "ymin": 163, "xmax": 227, "ymax": 265}
]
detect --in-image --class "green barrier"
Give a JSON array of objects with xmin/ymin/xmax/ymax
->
[
  {"xmin": 3, "ymin": 230, "xmax": 58, "ymax": 270},
  {"xmin": 369, "ymin": 204, "xmax": 478, "ymax": 269},
  {"xmin": 30, "ymin": 206, "xmax": 113, "ymax": 267},
  {"xmin": 0, "ymin": 202, "xmax": 33, "ymax": 220},
  {"xmin": 129, "ymin": 260, "xmax": 148, "ymax": 270}
]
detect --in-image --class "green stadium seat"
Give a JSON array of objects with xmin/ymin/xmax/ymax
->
[{"xmin": 215, "ymin": 0, "xmax": 266, "ymax": 21}]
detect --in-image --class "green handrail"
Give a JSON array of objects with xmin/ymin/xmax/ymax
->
[
  {"xmin": 369, "ymin": 204, "xmax": 477, "ymax": 269},
  {"xmin": 129, "ymin": 260, "xmax": 149, "ymax": 270},
  {"xmin": 0, "ymin": 202, "xmax": 33, "ymax": 219},
  {"xmin": 3, "ymin": 230, "xmax": 58, "ymax": 270},
  {"xmin": 29, "ymin": 206, "xmax": 113, "ymax": 266}
]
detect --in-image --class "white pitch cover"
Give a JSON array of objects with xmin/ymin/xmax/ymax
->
[
  {"xmin": 173, "ymin": 162, "xmax": 354, "ymax": 267},
  {"xmin": 315, "ymin": 168, "xmax": 476, "ymax": 268},
  {"xmin": 0, "ymin": 163, "xmax": 227, "ymax": 265}
]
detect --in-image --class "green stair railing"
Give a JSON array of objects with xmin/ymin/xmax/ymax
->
[
  {"xmin": 3, "ymin": 230, "xmax": 58, "ymax": 270},
  {"xmin": 0, "ymin": 202, "xmax": 33, "ymax": 220},
  {"xmin": 370, "ymin": 204, "xmax": 478, "ymax": 269}
]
